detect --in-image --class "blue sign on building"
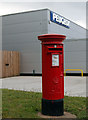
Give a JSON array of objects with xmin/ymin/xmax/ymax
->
[{"xmin": 50, "ymin": 11, "xmax": 70, "ymax": 28}]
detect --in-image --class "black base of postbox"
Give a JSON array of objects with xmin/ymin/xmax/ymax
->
[{"xmin": 42, "ymin": 98, "xmax": 64, "ymax": 116}]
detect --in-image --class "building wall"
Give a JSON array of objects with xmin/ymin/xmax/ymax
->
[
  {"xmin": 2, "ymin": 9, "xmax": 87, "ymax": 74},
  {"xmin": 86, "ymin": 30, "xmax": 88, "ymax": 73},
  {"xmin": 2, "ymin": 9, "xmax": 48, "ymax": 73},
  {"xmin": 47, "ymin": 10, "xmax": 86, "ymax": 39},
  {"xmin": 0, "ymin": 16, "xmax": 2, "ymax": 51},
  {"xmin": 64, "ymin": 39, "xmax": 86, "ymax": 73},
  {"xmin": 0, "ymin": 16, "xmax": 2, "ymax": 77},
  {"xmin": 47, "ymin": 10, "xmax": 86, "ymax": 73}
]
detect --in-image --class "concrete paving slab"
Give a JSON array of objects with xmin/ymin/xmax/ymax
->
[
  {"xmin": 64, "ymin": 76, "xmax": 86, "ymax": 97},
  {"xmin": 1, "ymin": 76, "xmax": 42, "ymax": 92},
  {"xmin": 1, "ymin": 76, "xmax": 87, "ymax": 97},
  {"xmin": 38, "ymin": 112, "xmax": 76, "ymax": 118}
]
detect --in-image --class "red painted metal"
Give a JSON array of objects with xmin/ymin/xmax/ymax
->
[{"xmin": 38, "ymin": 34, "xmax": 66, "ymax": 100}]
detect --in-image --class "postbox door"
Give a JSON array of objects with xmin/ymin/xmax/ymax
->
[
  {"xmin": 42, "ymin": 45, "xmax": 64, "ymax": 100},
  {"xmin": 51, "ymin": 51, "xmax": 64, "ymax": 98}
]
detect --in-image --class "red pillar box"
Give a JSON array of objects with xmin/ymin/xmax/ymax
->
[{"xmin": 38, "ymin": 34, "xmax": 66, "ymax": 116}]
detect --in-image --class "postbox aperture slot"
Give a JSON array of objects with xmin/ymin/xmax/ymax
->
[
  {"xmin": 47, "ymin": 47, "xmax": 62, "ymax": 53},
  {"xmin": 48, "ymin": 48, "xmax": 62, "ymax": 51},
  {"xmin": 52, "ymin": 54, "xmax": 59, "ymax": 67}
]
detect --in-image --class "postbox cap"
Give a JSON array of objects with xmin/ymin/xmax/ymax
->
[{"xmin": 38, "ymin": 34, "xmax": 66, "ymax": 43}]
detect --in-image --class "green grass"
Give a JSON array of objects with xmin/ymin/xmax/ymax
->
[
  {"xmin": 64, "ymin": 96, "xmax": 87, "ymax": 119},
  {"xmin": 2, "ymin": 89, "xmax": 87, "ymax": 119}
]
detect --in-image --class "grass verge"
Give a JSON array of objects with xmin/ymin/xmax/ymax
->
[{"xmin": 2, "ymin": 89, "xmax": 87, "ymax": 119}]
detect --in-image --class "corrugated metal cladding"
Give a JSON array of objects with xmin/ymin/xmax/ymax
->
[{"xmin": 2, "ymin": 9, "xmax": 87, "ymax": 74}]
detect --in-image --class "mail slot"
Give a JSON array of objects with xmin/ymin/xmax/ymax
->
[
  {"xmin": 38, "ymin": 34, "xmax": 66, "ymax": 116},
  {"xmin": 47, "ymin": 46, "xmax": 62, "ymax": 53}
]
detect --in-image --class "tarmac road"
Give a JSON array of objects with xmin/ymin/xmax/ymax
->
[{"xmin": 0, "ymin": 76, "xmax": 87, "ymax": 97}]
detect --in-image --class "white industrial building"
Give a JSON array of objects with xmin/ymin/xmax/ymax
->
[{"xmin": 0, "ymin": 9, "xmax": 87, "ymax": 75}]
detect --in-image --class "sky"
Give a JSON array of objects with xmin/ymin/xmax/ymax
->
[{"xmin": 0, "ymin": 2, "xmax": 87, "ymax": 29}]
